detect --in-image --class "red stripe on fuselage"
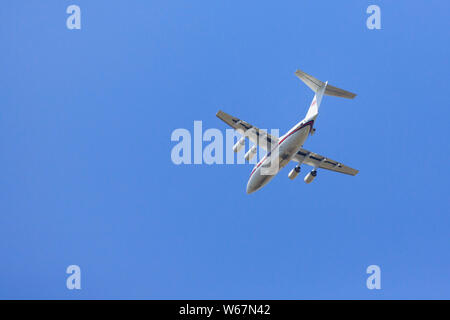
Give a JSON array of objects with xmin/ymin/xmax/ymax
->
[{"xmin": 249, "ymin": 120, "xmax": 314, "ymax": 177}]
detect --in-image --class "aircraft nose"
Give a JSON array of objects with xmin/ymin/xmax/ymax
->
[{"xmin": 246, "ymin": 178, "xmax": 257, "ymax": 194}]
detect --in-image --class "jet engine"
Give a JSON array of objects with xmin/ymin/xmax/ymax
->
[
  {"xmin": 233, "ymin": 137, "xmax": 245, "ymax": 153},
  {"xmin": 288, "ymin": 166, "xmax": 301, "ymax": 180},
  {"xmin": 304, "ymin": 169, "xmax": 317, "ymax": 184},
  {"xmin": 244, "ymin": 145, "xmax": 257, "ymax": 161}
]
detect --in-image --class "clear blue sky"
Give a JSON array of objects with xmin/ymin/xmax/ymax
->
[{"xmin": 1, "ymin": 1, "xmax": 449, "ymax": 299}]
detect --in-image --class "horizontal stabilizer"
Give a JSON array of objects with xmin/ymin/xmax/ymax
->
[{"xmin": 295, "ymin": 69, "xmax": 356, "ymax": 99}]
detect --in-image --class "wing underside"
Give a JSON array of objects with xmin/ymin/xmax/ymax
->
[
  {"xmin": 216, "ymin": 110, "xmax": 278, "ymax": 150},
  {"xmin": 293, "ymin": 148, "xmax": 359, "ymax": 176}
]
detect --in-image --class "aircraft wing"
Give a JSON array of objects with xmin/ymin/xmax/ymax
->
[
  {"xmin": 216, "ymin": 110, "xmax": 279, "ymax": 150},
  {"xmin": 293, "ymin": 148, "xmax": 359, "ymax": 176}
]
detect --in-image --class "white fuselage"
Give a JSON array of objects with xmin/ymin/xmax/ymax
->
[{"xmin": 246, "ymin": 119, "xmax": 314, "ymax": 194}]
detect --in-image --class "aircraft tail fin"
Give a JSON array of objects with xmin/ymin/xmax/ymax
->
[{"xmin": 304, "ymin": 82, "xmax": 327, "ymax": 120}]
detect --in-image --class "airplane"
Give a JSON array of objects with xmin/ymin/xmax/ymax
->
[{"xmin": 216, "ymin": 69, "xmax": 359, "ymax": 194}]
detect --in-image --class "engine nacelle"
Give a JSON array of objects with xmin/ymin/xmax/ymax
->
[
  {"xmin": 288, "ymin": 166, "xmax": 301, "ymax": 180},
  {"xmin": 233, "ymin": 137, "xmax": 245, "ymax": 153},
  {"xmin": 304, "ymin": 170, "xmax": 317, "ymax": 184},
  {"xmin": 244, "ymin": 145, "xmax": 257, "ymax": 161}
]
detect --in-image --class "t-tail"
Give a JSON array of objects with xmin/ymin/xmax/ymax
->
[{"xmin": 295, "ymin": 69, "xmax": 356, "ymax": 120}]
